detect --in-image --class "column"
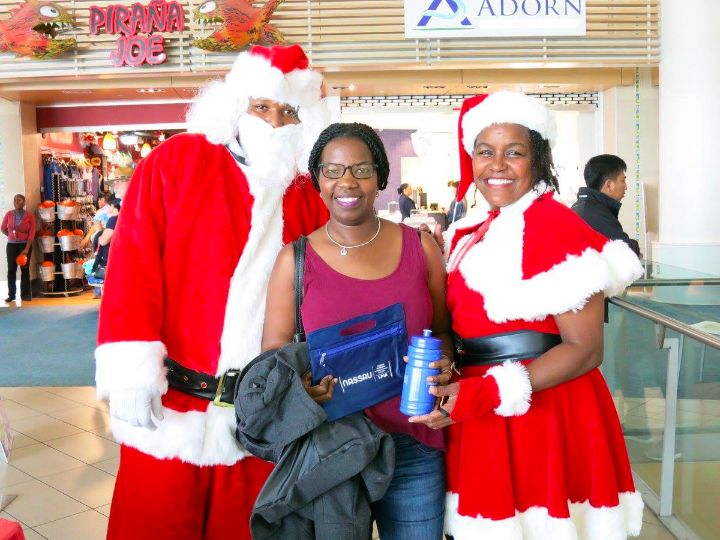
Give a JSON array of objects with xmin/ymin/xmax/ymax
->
[{"xmin": 655, "ymin": 0, "xmax": 720, "ymax": 277}]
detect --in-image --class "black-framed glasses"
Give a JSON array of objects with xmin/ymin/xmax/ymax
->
[{"xmin": 317, "ymin": 162, "xmax": 377, "ymax": 180}]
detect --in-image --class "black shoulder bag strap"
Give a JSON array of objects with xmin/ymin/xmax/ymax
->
[{"xmin": 292, "ymin": 236, "xmax": 307, "ymax": 343}]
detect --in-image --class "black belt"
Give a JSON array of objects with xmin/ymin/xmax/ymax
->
[
  {"xmin": 454, "ymin": 331, "xmax": 561, "ymax": 368},
  {"xmin": 164, "ymin": 358, "xmax": 238, "ymax": 407}
]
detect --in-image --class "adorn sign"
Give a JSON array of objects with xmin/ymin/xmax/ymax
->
[
  {"xmin": 89, "ymin": 0, "xmax": 185, "ymax": 67},
  {"xmin": 404, "ymin": 0, "xmax": 586, "ymax": 38}
]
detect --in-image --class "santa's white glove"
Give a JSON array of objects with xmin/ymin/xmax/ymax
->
[{"xmin": 108, "ymin": 389, "xmax": 164, "ymax": 429}]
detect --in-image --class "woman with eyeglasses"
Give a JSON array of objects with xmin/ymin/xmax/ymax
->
[{"xmin": 263, "ymin": 123, "xmax": 453, "ymax": 539}]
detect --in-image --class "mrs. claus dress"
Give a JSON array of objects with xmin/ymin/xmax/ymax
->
[{"xmin": 444, "ymin": 189, "xmax": 644, "ymax": 540}]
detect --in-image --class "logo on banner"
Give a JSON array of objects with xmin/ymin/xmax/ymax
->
[
  {"xmin": 405, "ymin": 0, "xmax": 586, "ymax": 39},
  {"xmin": 417, "ymin": 0, "xmax": 471, "ymax": 27}
]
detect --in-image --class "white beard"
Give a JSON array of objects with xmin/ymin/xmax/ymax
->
[{"xmin": 236, "ymin": 114, "xmax": 303, "ymax": 188}]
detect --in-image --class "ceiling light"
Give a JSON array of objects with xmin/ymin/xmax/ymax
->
[
  {"xmin": 119, "ymin": 134, "xmax": 138, "ymax": 145},
  {"xmin": 61, "ymin": 90, "xmax": 93, "ymax": 94},
  {"xmin": 137, "ymin": 88, "xmax": 165, "ymax": 93},
  {"xmin": 102, "ymin": 132, "xmax": 117, "ymax": 151},
  {"xmin": 466, "ymin": 85, "xmax": 489, "ymax": 90},
  {"xmin": 140, "ymin": 143, "xmax": 152, "ymax": 158},
  {"xmin": 348, "ymin": 84, "xmax": 356, "ymax": 91},
  {"xmin": 423, "ymin": 85, "xmax": 446, "ymax": 90}
]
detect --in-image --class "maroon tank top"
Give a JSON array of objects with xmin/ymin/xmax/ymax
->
[{"xmin": 301, "ymin": 224, "xmax": 444, "ymax": 450}]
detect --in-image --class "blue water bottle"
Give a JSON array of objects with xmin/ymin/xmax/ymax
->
[{"xmin": 400, "ymin": 329, "xmax": 442, "ymax": 416}]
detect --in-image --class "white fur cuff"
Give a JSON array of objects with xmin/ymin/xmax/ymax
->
[
  {"xmin": 486, "ymin": 361, "xmax": 532, "ymax": 416},
  {"xmin": 95, "ymin": 341, "xmax": 168, "ymax": 400}
]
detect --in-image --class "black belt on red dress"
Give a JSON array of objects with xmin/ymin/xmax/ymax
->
[
  {"xmin": 454, "ymin": 330, "xmax": 562, "ymax": 368},
  {"xmin": 164, "ymin": 358, "xmax": 238, "ymax": 406}
]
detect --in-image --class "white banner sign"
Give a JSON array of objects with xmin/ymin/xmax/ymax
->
[{"xmin": 404, "ymin": 0, "xmax": 586, "ymax": 39}]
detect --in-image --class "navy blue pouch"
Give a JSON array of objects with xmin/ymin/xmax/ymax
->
[{"xmin": 307, "ymin": 303, "xmax": 408, "ymax": 422}]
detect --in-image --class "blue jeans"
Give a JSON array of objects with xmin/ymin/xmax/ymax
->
[{"xmin": 372, "ymin": 433, "xmax": 445, "ymax": 540}]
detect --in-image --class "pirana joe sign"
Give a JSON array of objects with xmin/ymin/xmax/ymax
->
[{"xmin": 89, "ymin": 0, "xmax": 184, "ymax": 67}]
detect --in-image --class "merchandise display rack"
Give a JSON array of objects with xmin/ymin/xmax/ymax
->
[
  {"xmin": 37, "ymin": 211, "xmax": 84, "ymax": 297},
  {"xmin": 36, "ymin": 169, "xmax": 86, "ymax": 297}
]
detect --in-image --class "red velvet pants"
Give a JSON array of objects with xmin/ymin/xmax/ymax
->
[{"xmin": 107, "ymin": 445, "xmax": 274, "ymax": 540}]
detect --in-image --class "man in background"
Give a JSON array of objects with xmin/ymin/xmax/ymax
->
[{"xmin": 572, "ymin": 154, "xmax": 641, "ymax": 257}]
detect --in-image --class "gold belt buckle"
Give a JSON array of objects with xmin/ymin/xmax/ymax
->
[{"xmin": 212, "ymin": 372, "xmax": 233, "ymax": 408}]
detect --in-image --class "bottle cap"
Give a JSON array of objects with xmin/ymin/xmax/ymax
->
[{"xmin": 411, "ymin": 329, "xmax": 441, "ymax": 350}]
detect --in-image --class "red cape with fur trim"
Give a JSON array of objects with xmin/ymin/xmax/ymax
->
[{"xmin": 95, "ymin": 133, "xmax": 327, "ymax": 465}]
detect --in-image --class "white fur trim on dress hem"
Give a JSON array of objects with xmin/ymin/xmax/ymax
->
[
  {"xmin": 445, "ymin": 490, "xmax": 644, "ymax": 540},
  {"xmin": 110, "ymin": 403, "xmax": 251, "ymax": 466},
  {"xmin": 95, "ymin": 341, "xmax": 167, "ymax": 400},
  {"xmin": 487, "ymin": 361, "xmax": 532, "ymax": 416}
]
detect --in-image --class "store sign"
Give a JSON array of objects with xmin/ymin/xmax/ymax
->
[
  {"xmin": 89, "ymin": 0, "xmax": 185, "ymax": 67},
  {"xmin": 404, "ymin": 0, "xmax": 586, "ymax": 38}
]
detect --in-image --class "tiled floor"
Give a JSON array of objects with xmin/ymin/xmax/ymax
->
[
  {"xmin": 0, "ymin": 386, "xmax": 679, "ymax": 539},
  {"xmin": 1, "ymin": 387, "xmax": 115, "ymax": 540}
]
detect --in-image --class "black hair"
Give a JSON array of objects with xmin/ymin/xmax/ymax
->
[
  {"xmin": 14, "ymin": 194, "xmax": 25, "ymax": 201},
  {"xmin": 106, "ymin": 196, "xmax": 122, "ymax": 210},
  {"xmin": 397, "ymin": 183, "xmax": 410, "ymax": 195},
  {"xmin": 528, "ymin": 129, "xmax": 560, "ymax": 193},
  {"xmin": 583, "ymin": 154, "xmax": 627, "ymax": 191},
  {"xmin": 308, "ymin": 123, "xmax": 390, "ymax": 191}
]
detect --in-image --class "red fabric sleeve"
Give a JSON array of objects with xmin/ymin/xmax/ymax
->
[
  {"xmin": 26, "ymin": 212, "xmax": 36, "ymax": 244},
  {"xmin": 97, "ymin": 147, "xmax": 168, "ymax": 346}
]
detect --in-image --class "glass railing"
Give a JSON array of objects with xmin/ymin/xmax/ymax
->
[{"xmin": 602, "ymin": 264, "xmax": 720, "ymax": 540}]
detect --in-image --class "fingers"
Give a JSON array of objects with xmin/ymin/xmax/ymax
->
[
  {"xmin": 151, "ymin": 395, "xmax": 164, "ymax": 422},
  {"xmin": 427, "ymin": 356, "xmax": 453, "ymax": 384},
  {"xmin": 305, "ymin": 375, "xmax": 337, "ymax": 404},
  {"xmin": 408, "ymin": 409, "xmax": 454, "ymax": 429},
  {"xmin": 429, "ymin": 382, "xmax": 460, "ymax": 397}
]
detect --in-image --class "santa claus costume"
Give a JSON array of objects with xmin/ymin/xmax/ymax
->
[
  {"xmin": 95, "ymin": 44, "xmax": 329, "ymax": 539},
  {"xmin": 443, "ymin": 93, "xmax": 645, "ymax": 540}
]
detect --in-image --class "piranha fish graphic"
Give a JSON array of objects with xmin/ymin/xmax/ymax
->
[
  {"xmin": 193, "ymin": 0, "xmax": 285, "ymax": 52},
  {"xmin": 0, "ymin": 0, "xmax": 76, "ymax": 59}
]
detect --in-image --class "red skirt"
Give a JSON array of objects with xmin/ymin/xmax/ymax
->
[{"xmin": 445, "ymin": 365, "xmax": 644, "ymax": 540}]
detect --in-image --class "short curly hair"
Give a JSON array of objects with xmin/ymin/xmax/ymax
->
[{"xmin": 308, "ymin": 122, "xmax": 390, "ymax": 191}]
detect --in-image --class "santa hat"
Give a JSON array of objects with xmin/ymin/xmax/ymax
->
[
  {"xmin": 186, "ymin": 44, "xmax": 326, "ymax": 147},
  {"xmin": 456, "ymin": 91, "xmax": 556, "ymax": 201},
  {"xmin": 225, "ymin": 44, "xmax": 322, "ymax": 110}
]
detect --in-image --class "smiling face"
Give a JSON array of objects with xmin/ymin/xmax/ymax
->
[
  {"xmin": 472, "ymin": 123, "xmax": 534, "ymax": 210},
  {"xmin": 318, "ymin": 137, "xmax": 378, "ymax": 226},
  {"xmin": 13, "ymin": 195, "xmax": 25, "ymax": 211}
]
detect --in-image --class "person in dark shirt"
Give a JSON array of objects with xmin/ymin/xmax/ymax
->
[
  {"xmin": 397, "ymin": 182, "xmax": 416, "ymax": 220},
  {"xmin": 92, "ymin": 196, "xmax": 121, "ymax": 277},
  {"xmin": 572, "ymin": 154, "xmax": 641, "ymax": 257}
]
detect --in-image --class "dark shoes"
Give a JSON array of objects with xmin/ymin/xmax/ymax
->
[{"xmin": 4, "ymin": 297, "xmax": 14, "ymax": 303}]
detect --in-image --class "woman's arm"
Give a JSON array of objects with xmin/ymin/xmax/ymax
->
[
  {"xmin": 0, "ymin": 212, "xmax": 8, "ymax": 236},
  {"xmin": 262, "ymin": 241, "xmax": 337, "ymax": 402},
  {"xmin": 261, "ymin": 243, "xmax": 297, "ymax": 352},
  {"xmin": 420, "ymin": 232, "xmax": 454, "ymax": 385},
  {"xmin": 23, "ymin": 212, "xmax": 37, "ymax": 250},
  {"xmin": 526, "ymin": 292, "xmax": 604, "ymax": 391},
  {"xmin": 97, "ymin": 227, "xmax": 114, "ymax": 247}
]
